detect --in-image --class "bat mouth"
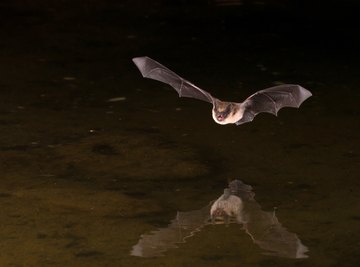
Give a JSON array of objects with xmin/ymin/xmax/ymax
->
[{"xmin": 217, "ymin": 114, "xmax": 225, "ymax": 121}]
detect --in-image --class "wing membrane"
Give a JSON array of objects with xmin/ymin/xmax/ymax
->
[
  {"xmin": 236, "ymin": 84, "xmax": 312, "ymax": 125},
  {"xmin": 133, "ymin": 56, "xmax": 214, "ymax": 103}
]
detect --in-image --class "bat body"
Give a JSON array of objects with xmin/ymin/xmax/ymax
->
[{"xmin": 132, "ymin": 56, "xmax": 312, "ymax": 125}]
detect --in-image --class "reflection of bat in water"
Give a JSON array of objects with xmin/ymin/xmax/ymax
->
[
  {"xmin": 130, "ymin": 180, "xmax": 308, "ymax": 258},
  {"xmin": 132, "ymin": 57, "xmax": 312, "ymax": 125}
]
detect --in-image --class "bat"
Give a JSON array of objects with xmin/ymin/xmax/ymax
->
[
  {"xmin": 132, "ymin": 56, "xmax": 312, "ymax": 125},
  {"xmin": 130, "ymin": 180, "xmax": 308, "ymax": 259}
]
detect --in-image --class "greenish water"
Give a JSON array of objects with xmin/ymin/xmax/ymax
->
[{"xmin": 0, "ymin": 1, "xmax": 359, "ymax": 266}]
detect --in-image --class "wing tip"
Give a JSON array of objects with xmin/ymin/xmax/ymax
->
[
  {"xmin": 294, "ymin": 84, "xmax": 312, "ymax": 105},
  {"xmin": 132, "ymin": 56, "xmax": 148, "ymax": 65},
  {"xmin": 132, "ymin": 56, "xmax": 149, "ymax": 62},
  {"xmin": 285, "ymin": 84, "xmax": 312, "ymax": 106},
  {"xmin": 132, "ymin": 56, "xmax": 151, "ymax": 77}
]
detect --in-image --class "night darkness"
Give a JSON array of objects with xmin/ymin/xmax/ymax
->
[{"xmin": 0, "ymin": 1, "xmax": 359, "ymax": 266}]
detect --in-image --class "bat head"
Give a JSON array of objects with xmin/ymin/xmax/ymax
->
[
  {"xmin": 213, "ymin": 101, "xmax": 231, "ymax": 121},
  {"xmin": 212, "ymin": 100, "xmax": 240, "ymax": 125}
]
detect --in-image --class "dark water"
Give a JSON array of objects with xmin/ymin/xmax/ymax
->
[{"xmin": 0, "ymin": 1, "xmax": 359, "ymax": 266}]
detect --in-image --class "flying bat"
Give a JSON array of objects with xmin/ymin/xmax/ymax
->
[
  {"xmin": 132, "ymin": 56, "xmax": 312, "ymax": 125},
  {"xmin": 130, "ymin": 180, "xmax": 308, "ymax": 259}
]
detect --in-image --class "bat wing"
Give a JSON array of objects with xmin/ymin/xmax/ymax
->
[
  {"xmin": 242, "ymin": 204, "xmax": 309, "ymax": 259},
  {"xmin": 133, "ymin": 56, "xmax": 214, "ymax": 103},
  {"xmin": 230, "ymin": 179, "xmax": 309, "ymax": 258},
  {"xmin": 236, "ymin": 84, "xmax": 312, "ymax": 125},
  {"xmin": 131, "ymin": 205, "xmax": 211, "ymax": 257}
]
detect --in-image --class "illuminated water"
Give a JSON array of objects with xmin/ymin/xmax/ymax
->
[{"xmin": 0, "ymin": 1, "xmax": 359, "ymax": 266}]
